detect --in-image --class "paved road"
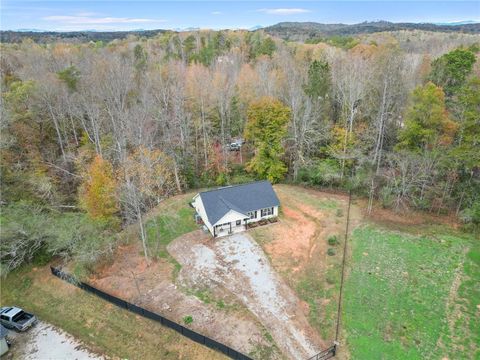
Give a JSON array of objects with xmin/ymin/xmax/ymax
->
[{"xmin": 4, "ymin": 321, "xmax": 103, "ymax": 360}]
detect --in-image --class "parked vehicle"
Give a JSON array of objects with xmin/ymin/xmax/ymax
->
[
  {"xmin": 228, "ymin": 142, "xmax": 241, "ymax": 151},
  {"xmin": 0, "ymin": 307, "xmax": 37, "ymax": 331}
]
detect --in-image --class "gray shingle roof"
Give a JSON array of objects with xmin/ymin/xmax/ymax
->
[{"xmin": 199, "ymin": 181, "xmax": 280, "ymax": 225}]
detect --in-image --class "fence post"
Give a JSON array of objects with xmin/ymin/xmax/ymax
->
[
  {"xmin": 49, "ymin": 267, "xmax": 252, "ymax": 360},
  {"xmin": 333, "ymin": 341, "xmax": 339, "ymax": 355}
]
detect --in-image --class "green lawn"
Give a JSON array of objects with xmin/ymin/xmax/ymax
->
[
  {"xmin": 145, "ymin": 194, "xmax": 197, "ymax": 259},
  {"xmin": 344, "ymin": 226, "xmax": 479, "ymax": 359}
]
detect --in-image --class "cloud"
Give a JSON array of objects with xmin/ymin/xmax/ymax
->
[
  {"xmin": 257, "ymin": 8, "xmax": 311, "ymax": 15},
  {"xmin": 43, "ymin": 14, "xmax": 161, "ymax": 25},
  {"xmin": 75, "ymin": 12, "xmax": 98, "ymax": 17},
  {"xmin": 211, "ymin": 11, "xmax": 222, "ymax": 15}
]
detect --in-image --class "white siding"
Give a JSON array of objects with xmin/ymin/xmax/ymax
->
[
  {"xmin": 213, "ymin": 209, "xmax": 249, "ymax": 237},
  {"xmin": 192, "ymin": 195, "xmax": 214, "ymax": 235},
  {"xmin": 214, "ymin": 209, "xmax": 248, "ymax": 226},
  {"xmin": 246, "ymin": 206, "xmax": 278, "ymax": 223},
  {"xmin": 193, "ymin": 193, "xmax": 279, "ymax": 237}
]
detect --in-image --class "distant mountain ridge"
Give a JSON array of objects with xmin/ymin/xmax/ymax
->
[
  {"xmin": 1, "ymin": 20, "xmax": 479, "ymax": 43},
  {"xmin": 262, "ymin": 21, "xmax": 480, "ymax": 41},
  {"xmin": 0, "ymin": 29, "xmax": 168, "ymax": 43}
]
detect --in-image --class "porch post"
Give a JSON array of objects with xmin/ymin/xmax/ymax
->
[{"xmin": 229, "ymin": 222, "xmax": 232, "ymax": 234}]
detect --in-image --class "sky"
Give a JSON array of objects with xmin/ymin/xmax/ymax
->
[{"xmin": 1, "ymin": 1, "xmax": 479, "ymax": 32}]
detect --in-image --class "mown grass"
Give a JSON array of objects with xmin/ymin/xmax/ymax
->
[
  {"xmin": 277, "ymin": 185, "xmax": 340, "ymax": 212},
  {"xmin": 0, "ymin": 265, "xmax": 226, "ymax": 360},
  {"xmin": 145, "ymin": 195, "xmax": 197, "ymax": 260},
  {"xmin": 344, "ymin": 226, "xmax": 479, "ymax": 359}
]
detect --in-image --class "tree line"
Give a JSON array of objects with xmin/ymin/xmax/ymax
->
[{"xmin": 1, "ymin": 30, "xmax": 479, "ymax": 273}]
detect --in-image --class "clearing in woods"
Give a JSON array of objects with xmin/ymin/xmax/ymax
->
[
  {"xmin": 250, "ymin": 185, "xmax": 478, "ymax": 360},
  {"xmin": 4, "ymin": 185, "xmax": 476, "ymax": 360}
]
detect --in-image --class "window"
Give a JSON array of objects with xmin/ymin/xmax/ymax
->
[
  {"xmin": 0, "ymin": 315, "xmax": 8, "ymax": 321},
  {"xmin": 248, "ymin": 211, "xmax": 257, "ymax": 219},
  {"xmin": 236, "ymin": 220, "xmax": 241, "ymax": 226},
  {"xmin": 261, "ymin": 207, "xmax": 274, "ymax": 217}
]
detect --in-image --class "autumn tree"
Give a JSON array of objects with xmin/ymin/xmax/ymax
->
[
  {"xmin": 398, "ymin": 82, "xmax": 457, "ymax": 152},
  {"xmin": 244, "ymin": 97, "xmax": 290, "ymax": 183},
  {"xmin": 121, "ymin": 147, "xmax": 177, "ymax": 262},
  {"xmin": 79, "ymin": 155, "xmax": 119, "ymax": 222}
]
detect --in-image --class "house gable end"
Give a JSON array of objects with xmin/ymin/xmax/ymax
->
[{"xmin": 213, "ymin": 209, "xmax": 249, "ymax": 227}]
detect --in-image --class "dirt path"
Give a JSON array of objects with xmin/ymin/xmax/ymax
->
[
  {"xmin": 169, "ymin": 232, "xmax": 325, "ymax": 359},
  {"xmin": 6, "ymin": 321, "xmax": 103, "ymax": 360},
  {"xmin": 90, "ymin": 242, "xmax": 268, "ymax": 358}
]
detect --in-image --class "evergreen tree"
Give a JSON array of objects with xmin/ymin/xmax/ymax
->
[{"xmin": 429, "ymin": 48, "xmax": 476, "ymax": 97}]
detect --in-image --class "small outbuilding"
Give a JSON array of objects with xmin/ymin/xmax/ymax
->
[{"xmin": 192, "ymin": 180, "xmax": 280, "ymax": 237}]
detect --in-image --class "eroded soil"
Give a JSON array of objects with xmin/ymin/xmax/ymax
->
[
  {"xmin": 90, "ymin": 241, "xmax": 270, "ymax": 358},
  {"xmin": 169, "ymin": 232, "xmax": 325, "ymax": 359}
]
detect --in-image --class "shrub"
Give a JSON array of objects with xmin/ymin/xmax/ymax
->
[
  {"xmin": 183, "ymin": 315, "xmax": 193, "ymax": 325},
  {"xmin": 327, "ymin": 248, "xmax": 336, "ymax": 256},
  {"xmin": 336, "ymin": 209, "xmax": 343, "ymax": 217},
  {"xmin": 298, "ymin": 159, "xmax": 342, "ymax": 187},
  {"xmin": 460, "ymin": 200, "xmax": 480, "ymax": 233},
  {"xmin": 215, "ymin": 172, "xmax": 229, "ymax": 186},
  {"xmin": 328, "ymin": 235, "xmax": 339, "ymax": 246}
]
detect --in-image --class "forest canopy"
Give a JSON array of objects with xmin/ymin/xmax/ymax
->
[{"xmin": 1, "ymin": 29, "xmax": 479, "ymax": 274}]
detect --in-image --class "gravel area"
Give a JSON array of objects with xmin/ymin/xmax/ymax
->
[
  {"xmin": 169, "ymin": 232, "xmax": 324, "ymax": 359},
  {"xmin": 5, "ymin": 321, "xmax": 103, "ymax": 360}
]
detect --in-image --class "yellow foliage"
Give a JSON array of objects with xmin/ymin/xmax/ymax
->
[{"xmin": 79, "ymin": 155, "xmax": 119, "ymax": 221}]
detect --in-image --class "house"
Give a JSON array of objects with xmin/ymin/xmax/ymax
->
[{"xmin": 192, "ymin": 180, "xmax": 280, "ymax": 237}]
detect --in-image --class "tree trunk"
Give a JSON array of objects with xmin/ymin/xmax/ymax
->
[
  {"xmin": 136, "ymin": 204, "xmax": 150, "ymax": 264},
  {"xmin": 47, "ymin": 103, "xmax": 66, "ymax": 161},
  {"xmin": 173, "ymin": 158, "xmax": 182, "ymax": 193}
]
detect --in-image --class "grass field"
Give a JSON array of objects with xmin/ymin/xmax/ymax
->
[
  {"xmin": 145, "ymin": 193, "xmax": 197, "ymax": 259},
  {"xmin": 344, "ymin": 226, "xmax": 479, "ymax": 359},
  {"xmin": 2, "ymin": 186, "xmax": 478, "ymax": 360},
  {"xmin": 0, "ymin": 265, "xmax": 226, "ymax": 360}
]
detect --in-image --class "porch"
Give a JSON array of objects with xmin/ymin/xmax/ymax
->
[{"xmin": 213, "ymin": 218, "xmax": 248, "ymax": 237}]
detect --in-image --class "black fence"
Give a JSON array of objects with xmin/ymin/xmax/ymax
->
[
  {"xmin": 50, "ymin": 266, "xmax": 252, "ymax": 360},
  {"xmin": 307, "ymin": 343, "xmax": 337, "ymax": 360}
]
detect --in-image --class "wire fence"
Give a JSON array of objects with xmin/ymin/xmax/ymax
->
[
  {"xmin": 335, "ymin": 190, "xmax": 352, "ymax": 342},
  {"xmin": 308, "ymin": 189, "xmax": 352, "ymax": 360},
  {"xmin": 307, "ymin": 343, "xmax": 338, "ymax": 360},
  {"xmin": 50, "ymin": 266, "xmax": 252, "ymax": 360}
]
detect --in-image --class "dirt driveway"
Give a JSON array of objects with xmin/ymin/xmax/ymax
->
[
  {"xmin": 5, "ymin": 321, "xmax": 103, "ymax": 360},
  {"xmin": 169, "ymin": 232, "xmax": 325, "ymax": 359}
]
